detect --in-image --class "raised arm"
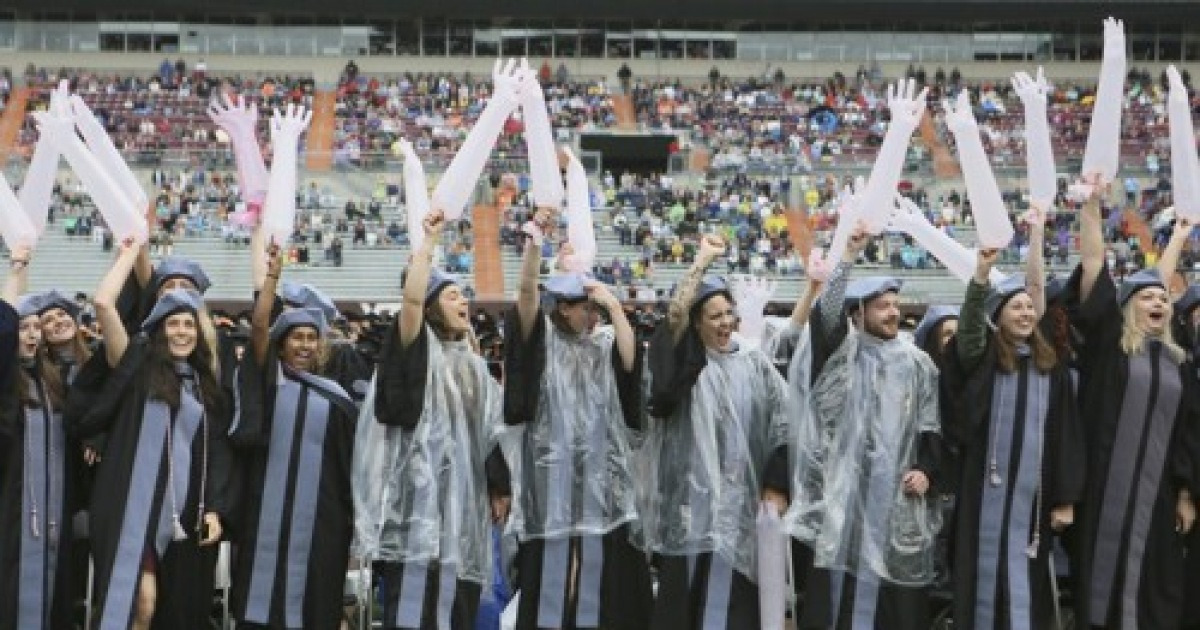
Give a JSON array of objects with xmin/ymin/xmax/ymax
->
[
  {"xmin": 3, "ymin": 245, "xmax": 31, "ymax": 305},
  {"xmin": 94, "ymin": 241, "xmax": 139, "ymax": 367},
  {"xmin": 667, "ymin": 234, "xmax": 725, "ymax": 343},
  {"xmin": 791, "ymin": 274, "xmax": 824, "ymax": 329},
  {"xmin": 516, "ymin": 206, "xmax": 556, "ymax": 342},
  {"xmin": 251, "ymin": 226, "xmax": 268, "ymax": 291},
  {"xmin": 398, "ymin": 210, "xmax": 445, "ymax": 348},
  {"xmin": 251, "ymin": 245, "xmax": 283, "ymax": 365},
  {"xmin": 958, "ymin": 248, "xmax": 999, "ymax": 372},
  {"xmin": 1024, "ymin": 203, "xmax": 1048, "ymax": 319},
  {"xmin": 1077, "ymin": 175, "xmax": 1107, "ymax": 304},
  {"xmin": 816, "ymin": 221, "xmax": 870, "ymax": 333},
  {"xmin": 588, "ymin": 281, "xmax": 636, "ymax": 372},
  {"xmin": 133, "ymin": 202, "xmax": 155, "ymax": 289},
  {"xmin": 1157, "ymin": 213, "xmax": 1194, "ymax": 296}
]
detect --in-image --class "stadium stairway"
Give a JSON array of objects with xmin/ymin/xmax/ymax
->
[
  {"xmin": 304, "ymin": 90, "xmax": 338, "ymax": 171},
  {"xmin": 919, "ymin": 112, "xmax": 961, "ymax": 179},
  {"xmin": 472, "ymin": 201, "xmax": 506, "ymax": 299},
  {"xmin": 0, "ymin": 86, "xmax": 31, "ymax": 155},
  {"xmin": 612, "ymin": 93, "xmax": 638, "ymax": 131}
]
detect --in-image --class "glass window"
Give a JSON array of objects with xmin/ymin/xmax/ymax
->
[
  {"xmin": 554, "ymin": 32, "xmax": 578, "ymax": 58},
  {"xmin": 448, "ymin": 20, "xmax": 473, "ymax": 56},
  {"xmin": 396, "ymin": 19, "xmax": 418, "ymax": 55},
  {"xmin": 368, "ymin": 19, "xmax": 395, "ymax": 55},
  {"xmin": 580, "ymin": 23, "xmax": 603, "ymax": 57},
  {"xmin": 423, "ymin": 18, "xmax": 446, "ymax": 56}
]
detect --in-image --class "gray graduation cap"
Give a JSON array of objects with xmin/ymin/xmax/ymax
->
[
  {"xmin": 844, "ymin": 277, "xmax": 902, "ymax": 311},
  {"xmin": 281, "ymin": 281, "xmax": 339, "ymax": 323},
  {"xmin": 154, "ymin": 257, "xmax": 212, "ymax": 295},
  {"xmin": 694, "ymin": 275, "xmax": 730, "ymax": 307},
  {"xmin": 269, "ymin": 307, "xmax": 328, "ymax": 343},
  {"xmin": 424, "ymin": 268, "xmax": 456, "ymax": 307},
  {"xmin": 21, "ymin": 290, "xmax": 82, "ymax": 321},
  {"xmin": 1117, "ymin": 268, "xmax": 1165, "ymax": 306},
  {"xmin": 1175, "ymin": 284, "xmax": 1200, "ymax": 318},
  {"xmin": 141, "ymin": 289, "xmax": 204, "ymax": 332},
  {"xmin": 985, "ymin": 273, "xmax": 1029, "ymax": 321},
  {"xmin": 913, "ymin": 305, "xmax": 960, "ymax": 348}
]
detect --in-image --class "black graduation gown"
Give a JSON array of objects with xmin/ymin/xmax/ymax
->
[
  {"xmin": 372, "ymin": 326, "xmax": 510, "ymax": 630},
  {"xmin": 940, "ymin": 335, "xmax": 1086, "ymax": 629},
  {"xmin": 227, "ymin": 353, "xmax": 357, "ymax": 630},
  {"xmin": 65, "ymin": 335, "xmax": 235, "ymax": 630},
  {"xmin": 796, "ymin": 302, "xmax": 941, "ymax": 630},
  {"xmin": 502, "ymin": 307, "xmax": 652, "ymax": 630},
  {"xmin": 1065, "ymin": 265, "xmax": 1200, "ymax": 630},
  {"xmin": 0, "ymin": 367, "xmax": 84, "ymax": 629}
]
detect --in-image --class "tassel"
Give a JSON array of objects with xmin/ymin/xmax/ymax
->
[
  {"xmin": 47, "ymin": 521, "xmax": 58, "ymax": 549},
  {"xmin": 1026, "ymin": 531, "xmax": 1040, "ymax": 559},
  {"xmin": 30, "ymin": 509, "xmax": 40, "ymax": 539},
  {"xmin": 172, "ymin": 514, "xmax": 188, "ymax": 542}
]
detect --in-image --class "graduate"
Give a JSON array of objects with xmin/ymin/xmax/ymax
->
[
  {"xmin": 227, "ymin": 246, "xmax": 358, "ymax": 629},
  {"xmin": 941, "ymin": 246, "xmax": 1085, "ymax": 630},
  {"xmin": 644, "ymin": 234, "xmax": 791, "ymax": 630},
  {"xmin": 354, "ymin": 209, "xmax": 509, "ymax": 629},
  {"xmin": 0, "ymin": 246, "xmax": 83, "ymax": 630},
  {"xmin": 503, "ymin": 204, "xmax": 652, "ymax": 628},
  {"xmin": 1065, "ymin": 180, "xmax": 1200, "ymax": 629},
  {"xmin": 913, "ymin": 305, "xmax": 959, "ymax": 371},
  {"xmin": 66, "ymin": 241, "xmax": 233, "ymax": 630},
  {"xmin": 279, "ymin": 280, "xmax": 373, "ymax": 400},
  {"xmin": 788, "ymin": 226, "xmax": 943, "ymax": 630}
]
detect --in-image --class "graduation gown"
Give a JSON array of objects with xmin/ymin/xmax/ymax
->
[
  {"xmin": 358, "ymin": 325, "xmax": 508, "ymax": 630},
  {"xmin": 228, "ymin": 353, "xmax": 358, "ymax": 630},
  {"xmin": 940, "ymin": 281, "xmax": 1086, "ymax": 630},
  {"xmin": 1065, "ymin": 265, "xmax": 1200, "ymax": 629},
  {"xmin": 65, "ymin": 336, "xmax": 234, "ymax": 630},
  {"xmin": 502, "ymin": 308, "xmax": 652, "ymax": 630},
  {"xmin": 645, "ymin": 325, "xmax": 792, "ymax": 630},
  {"xmin": 794, "ymin": 294, "xmax": 941, "ymax": 630},
  {"xmin": 0, "ymin": 364, "xmax": 84, "ymax": 630}
]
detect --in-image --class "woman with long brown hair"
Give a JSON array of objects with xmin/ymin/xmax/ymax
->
[
  {"xmin": 941, "ymin": 246, "xmax": 1085, "ymax": 629},
  {"xmin": 67, "ymin": 240, "xmax": 234, "ymax": 630},
  {"xmin": 0, "ymin": 245, "xmax": 84, "ymax": 629}
]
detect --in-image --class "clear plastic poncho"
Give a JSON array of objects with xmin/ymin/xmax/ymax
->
[
  {"xmin": 641, "ymin": 344, "xmax": 792, "ymax": 581},
  {"xmin": 508, "ymin": 322, "xmax": 640, "ymax": 540},
  {"xmin": 784, "ymin": 329, "xmax": 943, "ymax": 586},
  {"xmin": 352, "ymin": 328, "xmax": 504, "ymax": 586}
]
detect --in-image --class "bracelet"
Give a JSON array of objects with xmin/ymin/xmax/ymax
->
[
  {"xmin": 10, "ymin": 259, "xmax": 29, "ymax": 270},
  {"xmin": 266, "ymin": 274, "xmax": 279, "ymax": 280}
]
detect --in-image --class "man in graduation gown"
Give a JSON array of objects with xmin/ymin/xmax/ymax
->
[{"xmin": 787, "ymin": 253, "xmax": 943, "ymax": 629}]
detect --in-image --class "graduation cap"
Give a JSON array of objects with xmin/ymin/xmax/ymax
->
[
  {"xmin": 1117, "ymin": 268, "xmax": 1165, "ymax": 306},
  {"xmin": 19, "ymin": 290, "xmax": 82, "ymax": 321},
  {"xmin": 1175, "ymin": 284, "xmax": 1200, "ymax": 318},
  {"xmin": 269, "ymin": 307, "xmax": 329, "ymax": 343},
  {"xmin": 141, "ymin": 289, "xmax": 204, "ymax": 332},
  {"xmin": 424, "ymin": 268, "xmax": 457, "ymax": 308},
  {"xmin": 281, "ymin": 281, "xmax": 339, "ymax": 323},
  {"xmin": 985, "ymin": 273, "xmax": 1029, "ymax": 322},
  {"xmin": 154, "ymin": 257, "xmax": 212, "ymax": 295},
  {"xmin": 843, "ymin": 277, "xmax": 902, "ymax": 312},
  {"xmin": 542, "ymin": 272, "xmax": 590, "ymax": 308},
  {"xmin": 913, "ymin": 305, "xmax": 960, "ymax": 348}
]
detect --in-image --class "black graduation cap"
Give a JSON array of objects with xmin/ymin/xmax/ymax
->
[
  {"xmin": 984, "ymin": 273, "xmax": 1029, "ymax": 322},
  {"xmin": 1175, "ymin": 284, "xmax": 1200, "ymax": 318}
]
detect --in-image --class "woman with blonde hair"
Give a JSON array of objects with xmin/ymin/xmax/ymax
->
[{"xmin": 1066, "ymin": 179, "xmax": 1199, "ymax": 629}]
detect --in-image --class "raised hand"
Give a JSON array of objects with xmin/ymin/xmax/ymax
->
[
  {"xmin": 1012, "ymin": 68, "xmax": 1051, "ymax": 108},
  {"xmin": 583, "ymin": 278, "xmax": 619, "ymax": 309},
  {"xmin": 975, "ymin": 247, "xmax": 1000, "ymax": 283},
  {"xmin": 697, "ymin": 234, "xmax": 727, "ymax": 264},
  {"xmin": 806, "ymin": 249, "xmax": 833, "ymax": 283},
  {"xmin": 1022, "ymin": 202, "xmax": 1048, "ymax": 229},
  {"xmin": 265, "ymin": 243, "xmax": 285, "ymax": 279},
  {"xmin": 886, "ymin": 78, "xmax": 930, "ymax": 131},
  {"xmin": 423, "ymin": 209, "xmax": 447, "ymax": 238},
  {"xmin": 731, "ymin": 274, "xmax": 776, "ymax": 316},
  {"xmin": 942, "ymin": 90, "xmax": 978, "ymax": 134}
]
